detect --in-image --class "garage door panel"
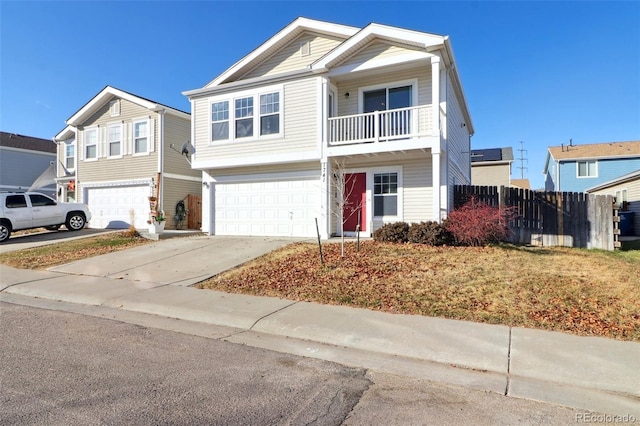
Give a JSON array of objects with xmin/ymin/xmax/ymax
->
[
  {"xmin": 87, "ymin": 184, "xmax": 150, "ymax": 230},
  {"xmin": 214, "ymin": 177, "xmax": 319, "ymax": 237}
]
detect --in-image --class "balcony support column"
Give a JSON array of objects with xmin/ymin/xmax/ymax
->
[{"xmin": 431, "ymin": 55, "xmax": 441, "ymax": 137}]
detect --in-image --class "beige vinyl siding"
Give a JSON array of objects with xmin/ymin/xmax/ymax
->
[
  {"xmin": 338, "ymin": 41, "xmax": 424, "ymax": 69},
  {"xmin": 207, "ymin": 161, "xmax": 319, "ymax": 179},
  {"xmin": 161, "ymin": 177, "xmax": 202, "ymax": 229},
  {"xmin": 471, "ymin": 163, "xmax": 511, "ymax": 187},
  {"xmin": 336, "ymin": 65, "xmax": 432, "ymax": 117},
  {"xmin": 590, "ymin": 179, "xmax": 640, "ymax": 236},
  {"xmin": 193, "ymin": 76, "xmax": 320, "ymax": 165},
  {"xmin": 163, "ymin": 114, "xmax": 197, "ymax": 177},
  {"xmin": 333, "ymin": 152, "xmax": 433, "ymax": 234},
  {"xmin": 77, "ymin": 123, "xmax": 158, "ymax": 185},
  {"xmin": 241, "ymin": 32, "xmax": 345, "ymax": 80},
  {"xmin": 445, "ymin": 76, "xmax": 471, "ymax": 209}
]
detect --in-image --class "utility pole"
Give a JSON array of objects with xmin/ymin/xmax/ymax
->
[{"xmin": 517, "ymin": 141, "xmax": 528, "ymax": 179}]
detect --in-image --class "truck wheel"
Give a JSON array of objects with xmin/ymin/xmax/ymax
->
[
  {"xmin": 0, "ymin": 221, "xmax": 11, "ymax": 243},
  {"xmin": 66, "ymin": 213, "xmax": 86, "ymax": 231}
]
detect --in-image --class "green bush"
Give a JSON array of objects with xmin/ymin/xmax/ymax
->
[
  {"xmin": 373, "ymin": 222, "xmax": 409, "ymax": 243},
  {"xmin": 408, "ymin": 221, "xmax": 454, "ymax": 246}
]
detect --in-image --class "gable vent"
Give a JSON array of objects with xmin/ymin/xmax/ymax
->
[{"xmin": 300, "ymin": 40, "xmax": 310, "ymax": 57}]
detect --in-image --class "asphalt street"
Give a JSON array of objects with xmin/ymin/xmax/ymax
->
[{"xmin": 1, "ymin": 302, "xmax": 593, "ymax": 425}]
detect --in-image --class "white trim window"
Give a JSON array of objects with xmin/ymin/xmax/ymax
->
[
  {"xmin": 107, "ymin": 123, "xmax": 122, "ymax": 158},
  {"xmin": 260, "ymin": 92, "xmax": 280, "ymax": 135},
  {"xmin": 211, "ymin": 101, "xmax": 229, "ymax": 141},
  {"xmin": 84, "ymin": 127, "xmax": 98, "ymax": 160},
  {"xmin": 210, "ymin": 85, "xmax": 283, "ymax": 144},
  {"xmin": 615, "ymin": 188, "xmax": 628, "ymax": 209},
  {"xmin": 64, "ymin": 140, "xmax": 75, "ymax": 170},
  {"xmin": 577, "ymin": 160, "xmax": 597, "ymax": 178},
  {"xmin": 133, "ymin": 119, "xmax": 149, "ymax": 155},
  {"xmin": 373, "ymin": 172, "xmax": 398, "ymax": 217},
  {"xmin": 235, "ymin": 96, "xmax": 254, "ymax": 138}
]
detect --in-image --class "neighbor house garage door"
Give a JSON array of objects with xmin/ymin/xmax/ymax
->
[
  {"xmin": 86, "ymin": 184, "xmax": 151, "ymax": 229},
  {"xmin": 214, "ymin": 178, "xmax": 320, "ymax": 237}
]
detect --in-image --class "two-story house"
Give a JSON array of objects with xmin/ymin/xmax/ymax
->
[
  {"xmin": 184, "ymin": 18, "xmax": 474, "ymax": 239},
  {"xmin": 543, "ymin": 140, "xmax": 640, "ymax": 193},
  {"xmin": 0, "ymin": 132, "xmax": 56, "ymax": 194},
  {"xmin": 470, "ymin": 147, "xmax": 514, "ymax": 187},
  {"xmin": 54, "ymin": 86, "xmax": 202, "ymax": 230}
]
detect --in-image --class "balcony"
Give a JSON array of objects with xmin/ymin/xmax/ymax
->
[{"xmin": 326, "ymin": 105, "xmax": 437, "ymax": 157}]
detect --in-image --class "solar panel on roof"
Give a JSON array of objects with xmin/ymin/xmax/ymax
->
[{"xmin": 470, "ymin": 148, "xmax": 503, "ymax": 162}]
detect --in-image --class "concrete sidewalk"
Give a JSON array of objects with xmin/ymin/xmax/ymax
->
[{"xmin": 1, "ymin": 236, "xmax": 639, "ymax": 417}]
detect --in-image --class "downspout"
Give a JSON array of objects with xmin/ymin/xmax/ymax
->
[{"xmin": 155, "ymin": 108, "xmax": 165, "ymax": 211}]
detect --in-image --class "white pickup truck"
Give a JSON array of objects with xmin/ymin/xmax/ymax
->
[{"xmin": 0, "ymin": 192, "xmax": 92, "ymax": 242}]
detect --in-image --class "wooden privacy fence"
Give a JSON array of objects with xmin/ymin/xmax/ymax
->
[{"xmin": 454, "ymin": 185, "xmax": 620, "ymax": 250}]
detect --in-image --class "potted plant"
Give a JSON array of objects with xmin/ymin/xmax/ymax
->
[{"xmin": 148, "ymin": 210, "xmax": 166, "ymax": 234}]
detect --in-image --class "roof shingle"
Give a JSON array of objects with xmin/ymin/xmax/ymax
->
[{"xmin": 548, "ymin": 141, "xmax": 640, "ymax": 161}]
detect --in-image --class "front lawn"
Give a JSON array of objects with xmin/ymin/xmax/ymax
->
[
  {"xmin": 197, "ymin": 241, "xmax": 640, "ymax": 341},
  {"xmin": 0, "ymin": 231, "xmax": 151, "ymax": 269}
]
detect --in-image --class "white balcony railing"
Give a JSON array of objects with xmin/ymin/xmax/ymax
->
[{"xmin": 328, "ymin": 105, "xmax": 433, "ymax": 146}]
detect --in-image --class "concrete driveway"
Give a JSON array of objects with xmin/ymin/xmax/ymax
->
[{"xmin": 47, "ymin": 235, "xmax": 307, "ymax": 286}]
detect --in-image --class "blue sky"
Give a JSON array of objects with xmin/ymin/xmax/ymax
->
[{"xmin": 1, "ymin": 1, "xmax": 639, "ymax": 189}]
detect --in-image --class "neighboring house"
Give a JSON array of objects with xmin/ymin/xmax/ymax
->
[
  {"xmin": 510, "ymin": 179, "xmax": 531, "ymax": 190},
  {"xmin": 470, "ymin": 147, "xmax": 513, "ymax": 187},
  {"xmin": 543, "ymin": 140, "xmax": 640, "ymax": 192},
  {"xmin": 587, "ymin": 170, "xmax": 640, "ymax": 236},
  {"xmin": 54, "ymin": 86, "xmax": 201, "ymax": 230},
  {"xmin": 0, "ymin": 132, "xmax": 56, "ymax": 194},
  {"xmin": 183, "ymin": 17, "xmax": 474, "ymax": 239}
]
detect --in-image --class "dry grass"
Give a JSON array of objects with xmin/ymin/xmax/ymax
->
[
  {"xmin": 198, "ymin": 241, "xmax": 640, "ymax": 341},
  {"xmin": 0, "ymin": 230, "xmax": 151, "ymax": 269}
]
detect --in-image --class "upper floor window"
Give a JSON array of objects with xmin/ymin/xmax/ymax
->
[
  {"xmin": 65, "ymin": 141, "xmax": 75, "ymax": 170},
  {"xmin": 374, "ymin": 172, "xmax": 398, "ymax": 216},
  {"xmin": 260, "ymin": 92, "xmax": 279, "ymax": 135},
  {"xmin": 210, "ymin": 86, "xmax": 283, "ymax": 143},
  {"xmin": 110, "ymin": 99, "xmax": 120, "ymax": 116},
  {"xmin": 212, "ymin": 101, "xmax": 229, "ymax": 141},
  {"xmin": 133, "ymin": 120, "xmax": 149, "ymax": 154},
  {"xmin": 577, "ymin": 160, "xmax": 597, "ymax": 178},
  {"xmin": 84, "ymin": 128, "xmax": 98, "ymax": 160},
  {"xmin": 107, "ymin": 123, "xmax": 122, "ymax": 157},
  {"xmin": 235, "ymin": 97, "xmax": 254, "ymax": 138}
]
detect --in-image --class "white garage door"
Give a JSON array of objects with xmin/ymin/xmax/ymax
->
[
  {"xmin": 214, "ymin": 178, "xmax": 320, "ymax": 237},
  {"xmin": 86, "ymin": 185, "xmax": 151, "ymax": 229}
]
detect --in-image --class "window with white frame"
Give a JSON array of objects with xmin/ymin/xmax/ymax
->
[
  {"xmin": 211, "ymin": 101, "xmax": 229, "ymax": 141},
  {"xmin": 107, "ymin": 123, "xmax": 122, "ymax": 157},
  {"xmin": 133, "ymin": 120, "xmax": 148, "ymax": 154},
  {"xmin": 84, "ymin": 128, "xmax": 98, "ymax": 160},
  {"xmin": 65, "ymin": 141, "xmax": 75, "ymax": 170},
  {"xmin": 235, "ymin": 97, "xmax": 254, "ymax": 138},
  {"xmin": 260, "ymin": 92, "xmax": 280, "ymax": 135},
  {"xmin": 374, "ymin": 172, "xmax": 398, "ymax": 216},
  {"xmin": 210, "ymin": 86, "xmax": 283, "ymax": 143},
  {"xmin": 577, "ymin": 160, "xmax": 597, "ymax": 177}
]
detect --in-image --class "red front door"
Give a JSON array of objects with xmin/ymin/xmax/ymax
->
[{"xmin": 343, "ymin": 173, "xmax": 366, "ymax": 232}]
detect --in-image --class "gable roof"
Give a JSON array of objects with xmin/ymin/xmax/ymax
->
[
  {"xmin": 511, "ymin": 179, "xmax": 531, "ymax": 189},
  {"xmin": 65, "ymin": 85, "xmax": 189, "ymax": 128},
  {"xmin": 204, "ymin": 17, "xmax": 359, "ymax": 88},
  {"xmin": 0, "ymin": 131, "xmax": 56, "ymax": 153},
  {"xmin": 547, "ymin": 140, "xmax": 640, "ymax": 161},
  {"xmin": 586, "ymin": 169, "xmax": 640, "ymax": 193},
  {"xmin": 184, "ymin": 17, "xmax": 473, "ymax": 134}
]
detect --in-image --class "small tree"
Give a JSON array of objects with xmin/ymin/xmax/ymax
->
[{"xmin": 330, "ymin": 160, "xmax": 364, "ymax": 257}]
